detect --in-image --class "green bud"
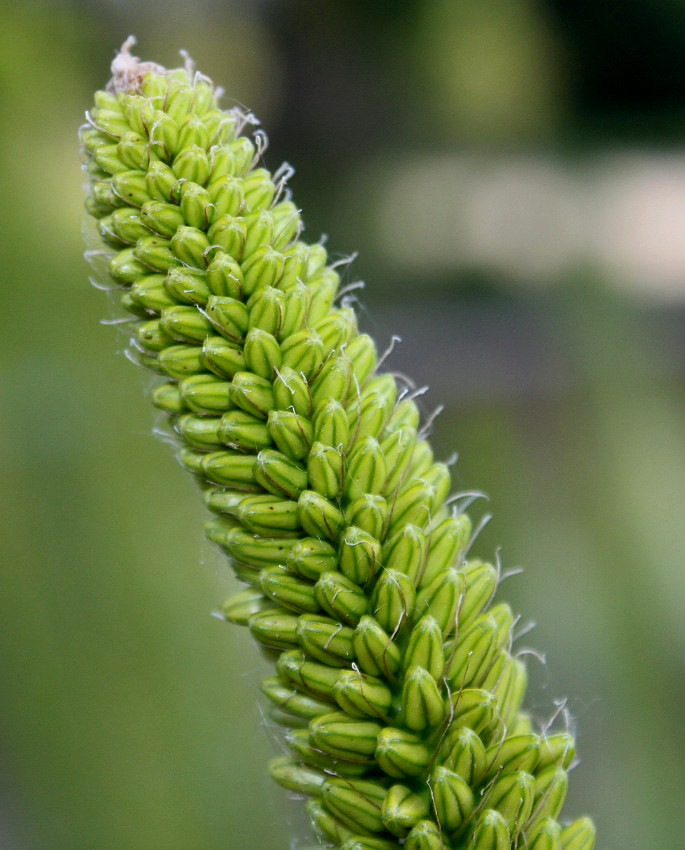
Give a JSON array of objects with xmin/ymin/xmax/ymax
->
[
  {"xmin": 298, "ymin": 489, "xmax": 346, "ymax": 541},
  {"xmin": 260, "ymin": 677, "xmax": 334, "ymax": 720},
  {"xmin": 273, "ymin": 366, "xmax": 312, "ymax": 418},
  {"xmin": 244, "ymin": 328, "xmax": 282, "ymax": 380},
  {"xmin": 163, "ymin": 267, "xmax": 210, "ymax": 305},
  {"xmin": 338, "ymin": 526, "xmax": 382, "ymax": 587},
  {"xmin": 243, "ymin": 167, "xmax": 276, "ymax": 212},
  {"xmin": 281, "ymin": 329, "xmax": 325, "ymax": 379},
  {"xmin": 217, "ymin": 527, "xmax": 299, "ymax": 570},
  {"xmin": 217, "ymin": 409, "xmax": 270, "ymax": 451},
  {"xmin": 458, "ymin": 560, "xmax": 498, "ymax": 630},
  {"xmin": 344, "ymin": 333, "xmax": 378, "ymax": 387},
  {"xmin": 110, "ymin": 206, "xmax": 151, "ymax": 243},
  {"xmin": 306, "ymin": 799, "xmax": 354, "ymax": 847},
  {"xmin": 98, "ymin": 214, "xmax": 127, "ymax": 248},
  {"xmin": 204, "ymin": 297, "xmax": 248, "ymax": 345},
  {"xmin": 408, "ymin": 440, "xmax": 434, "ymax": 479},
  {"xmin": 120, "ymin": 290, "xmax": 149, "ymax": 318},
  {"xmin": 243, "ymin": 210, "xmax": 274, "ymax": 257},
  {"xmin": 375, "ymin": 727, "xmax": 431, "ymax": 778},
  {"xmin": 314, "ymin": 307, "xmax": 357, "ymax": 353},
  {"xmin": 348, "ymin": 375, "xmax": 396, "ymax": 444},
  {"xmin": 400, "ymin": 666, "xmax": 445, "ymax": 731},
  {"xmin": 371, "ymin": 569, "xmax": 415, "ymax": 636},
  {"xmin": 537, "ymin": 733, "xmax": 575, "ymax": 773},
  {"xmin": 415, "ymin": 567, "xmax": 464, "ymax": 637},
  {"xmin": 466, "ymin": 809, "xmax": 510, "ymax": 850},
  {"xmin": 380, "ymin": 426, "xmax": 417, "ymax": 497},
  {"xmin": 288, "ymin": 729, "xmax": 369, "ymax": 778},
  {"xmin": 277, "ymin": 649, "xmax": 341, "ymax": 699},
  {"xmin": 254, "ymin": 449, "xmax": 308, "ymax": 499},
  {"xmin": 341, "ymin": 836, "xmax": 401, "ymax": 850},
  {"xmin": 269, "ymin": 756, "xmax": 326, "ymax": 796},
  {"xmin": 559, "ymin": 817, "xmax": 596, "ymax": 850},
  {"xmin": 134, "ymin": 235, "xmax": 177, "ymax": 273},
  {"xmin": 174, "ymin": 413, "xmax": 223, "ymax": 449},
  {"xmin": 311, "ymin": 355, "xmax": 353, "ymax": 410},
  {"xmin": 148, "ymin": 110, "xmax": 179, "ymax": 161},
  {"xmin": 279, "ymin": 281, "xmax": 311, "ymax": 339},
  {"xmin": 179, "ymin": 181, "xmax": 212, "ymax": 230},
  {"xmin": 388, "ymin": 480, "xmax": 435, "ymax": 533},
  {"xmin": 177, "ymin": 113, "xmax": 210, "ymax": 150},
  {"xmin": 314, "ymin": 399, "xmax": 350, "ymax": 450},
  {"xmin": 172, "ymin": 144, "xmax": 210, "ymax": 184},
  {"xmin": 201, "ymin": 336, "xmax": 246, "ymax": 378},
  {"xmin": 260, "ymin": 567, "xmax": 319, "ymax": 614},
  {"xmin": 484, "ymin": 734, "xmax": 541, "ymax": 782},
  {"xmin": 247, "ymin": 285, "xmax": 285, "ymax": 336},
  {"xmin": 421, "ymin": 515, "xmax": 470, "ymax": 586},
  {"xmin": 341, "ymin": 497, "xmax": 386, "ymax": 540},
  {"xmin": 130, "ymin": 274, "xmax": 176, "ymax": 315},
  {"xmin": 140, "ymin": 199, "xmax": 184, "ymax": 238},
  {"xmin": 145, "ymin": 159, "xmax": 177, "ymax": 202},
  {"xmin": 120, "ymin": 95, "xmax": 147, "ymax": 136},
  {"xmin": 345, "ymin": 436, "xmax": 387, "ymax": 501},
  {"xmin": 271, "ymin": 200, "xmax": 301, "ymax": 250},
  {"xmin": 309, "ymin": 712, "xmax": 382, "ymax": 762},
  {"xmin": 445, "ymin": 614, "xmax": 498, "ymax": 690},
  {"xmin": 160, "ymin": 305, "xmax": 212, "ymax": 343},
  {"xmin": 307, "ymin": 442, "xmax": 344, "ymax": 499},
  {"xmin": 315, "ymin": 571, "xmax": 369, "ymax": 626},
  {"xmin": 112, "ymin": 169, "xmax": 150, "ymax": 207},
  {"xmin": 404, "ymin": 820, "xmax": 443, "ymax": 850},
  {"xmin": 489, "ymin": 603, "xmax": 515, "ymax": 647},
  {"xmin": 296, "ymin": 614, "xmax": 355, "ymax": 667},
  {"xmin": 208, "ymin": 213, "xmax": 246, "ymax": 259},
  {"xmin": 526, "ymin": 818, "xmax": 562, "ymax": 850},
  {"xmin": 238, "ymin": 494, "xmax": 300, "ymax": 535},
  {"xmin": 446, "ymin": 688, "xmax": 498, "ymax": 738},
  {"xmin": 529, "ymin": 767, "xmax": 568, "ymax": 828},
  {"xmin": 206, "ymin": 253, "xmax": 245, "ymax": 299},
  {"xmin": 95, "ymin": 142, "xmax": 128, "ymax": 174},
  {"xmin": 403, "ymin": 616, "xmax": 445, "ymax": 682},
  {"xmin": 321, "ymin": 777, "xmax": 387, "ymax": 835},
  {"xmin": 333, "ymin": 669, "xmax": 393, "ymax": 719},
  {"xmin": 308, "ymin": 268, "xmax": 340, "ymax": 324},
  {"xmin": 383, "ymin": 524, "xmax": 427, "ymax": 585},
  {"xmin": 221, "ymin": 586, "xmax": 271, "ymax": 625},
  {"xmin": 242, "ymin": 245, "xmax": 285, "ymax": 296},
  {"xmin": 352, "ymin": 616, "xmax": 402, "ymax": 680},
  {"xmin": 151, "ymin": 382, "xmax": 184, "ymax": 414},
  {"xmin": 90, "ymin": 179, "xmax": 120, "ymax": 212},
  {"xmin": 170, "ymin": 225, "xmax": 211, "ymax": 269},
  {"xmin": 109, "ymin": 248, "xmax": 149, "ymax": 284},
  {"xmin": 286, "ymin": 537, "xmax": 337, "ymax": 580},
  {"xmin": 207, "ymin": 176, "xmax": 245, "ymax": 220},
  {"xmin": 203, "ymin": 488, "xmax": 245, "ymax": 516},
  {"xmin": 201, "ymin": 450, "xmax": 259, "ymax": 489},
  {"xmin": 226, "ymin": 137, "xmax": 257, "ymax": 178},
  {"xmin": 158, "ymin": 343, "xmax": 205, "ymax": 379},
  {"xmin": 230, "ymin": 371, "xmax": 275, "ymax": 418},
  {"xmin": 499, "ymin": 656, "xmax": 527, "ymax": 726},
  {"xmin": 266, "ymin": 409, "xmax": 313, "ymax": 461},
  {"xmin": 486, "ymin": 770, "xmax": 535, "ymax": 835},
  {"xmin": 439, "ymin": 726, "xmax": 487, "ymax": 785},
  {"xmin": 178, "ymin": 373, "xmax": 232, "ymax": 415},
  {"xmin": 249, "ymin": 609, "xmax": 299, "ymax": 650},
  {"xmin": 431, "ymin": 765, "xmax": 474, "ymax": 831},
  {"xmin": 381, "ymin": 784, "xmax": 429, "ymax": 838}
]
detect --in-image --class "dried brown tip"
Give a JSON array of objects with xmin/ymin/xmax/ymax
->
[{"xmin": 107, "ymin": 36, "xmax": 167, "ymax": 95}]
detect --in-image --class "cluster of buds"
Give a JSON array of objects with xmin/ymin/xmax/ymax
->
[{"xmin": 81, "ymin": 41, "xmax": 596, "ymax": 850}]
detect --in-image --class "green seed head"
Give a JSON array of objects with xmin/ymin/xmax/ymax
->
[{"xmin": 82, "ymin": 40, "xmax": 594, "ymax": 849}]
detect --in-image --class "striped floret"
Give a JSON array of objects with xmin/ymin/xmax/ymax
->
[{"xmin": 81, "ymin": 40, "xmax": 596, "ymax": 850}]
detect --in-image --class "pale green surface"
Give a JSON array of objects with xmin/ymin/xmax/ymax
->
[{"xmin": 0, "ymin": 2, "xmax": 684, "ymax": 848}]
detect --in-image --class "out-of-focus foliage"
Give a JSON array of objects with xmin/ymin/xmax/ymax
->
[{"xmin": 1, "ymin": 1, "xmax": 684, "ymax": 848}]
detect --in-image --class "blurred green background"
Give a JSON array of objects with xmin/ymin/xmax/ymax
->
[{"xmin": 1, "ymin": 1, "xmax": 684, "ymax": 847}]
